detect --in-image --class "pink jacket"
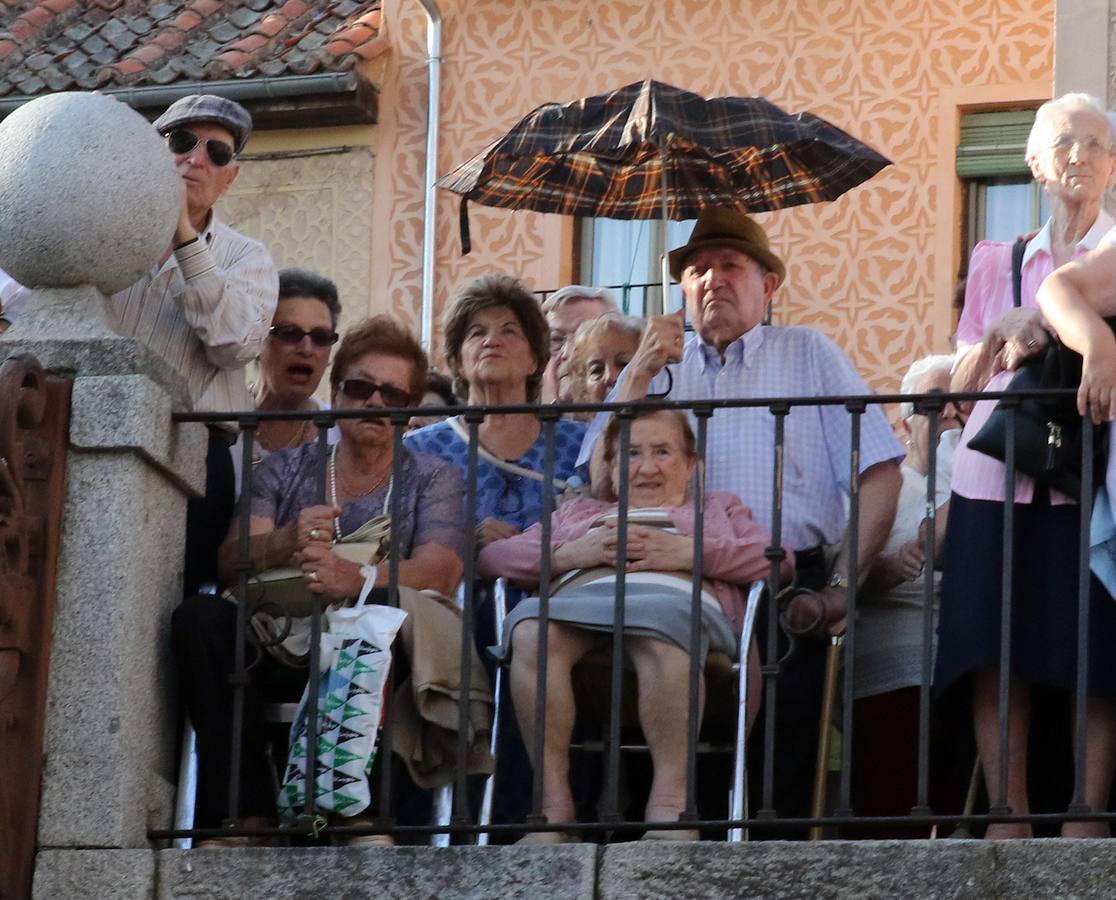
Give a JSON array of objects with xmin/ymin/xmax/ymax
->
[{"xmin": 477, "ymin": 492, "xmax": 791, "ymax": 635}]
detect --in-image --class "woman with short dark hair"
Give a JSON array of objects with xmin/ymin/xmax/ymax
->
[{"xmin": 407, "ymin": 273, "xmax": 586, "ymax": 548}]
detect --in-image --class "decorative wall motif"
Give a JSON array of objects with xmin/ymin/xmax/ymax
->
[
  {"xmin": 374, "ymin": 0, "xmax": 1053, "ymax": 390},
  {"xmin": 218, "ymin": 148, "xmax": 376, "ymax": 340}
]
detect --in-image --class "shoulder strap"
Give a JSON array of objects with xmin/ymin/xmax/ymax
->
[
  {"xmin": 1011, "ymin": 237, "xmax": 1027, "ymax": 308},
  {"xmin": 446, "ymin": 416, "xmax": 570, "ymax": 490}
]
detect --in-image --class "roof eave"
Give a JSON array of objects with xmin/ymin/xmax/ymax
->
[{"xmin": 0, "ymin": 71, "xmax": 379, "ymax": 128}]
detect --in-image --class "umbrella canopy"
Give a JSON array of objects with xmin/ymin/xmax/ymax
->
[{"xmin": 437, "ymin": 78, "xmax": 892, "ymax": 228}]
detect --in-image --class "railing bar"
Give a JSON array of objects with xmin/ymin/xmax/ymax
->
[
  {"xmin": 1071, "ymin": 412, "xmax": 1095, "ymax": 812},
  {"xmin": 370, "ymin": 417, "xmax": 410, "ymax": 828},
  {"xmin": 171, "ymin": 387, "xmax": 1086, "ymax": 426},
  {"xmin": 760, "ymin": 405, "xmax": 788, "ymax": 817},
  {"xmin": 994, "ymin": 406, "xmax": 1016, "ymax": 813},
  {"xmin": 453, "ymin": 413, "xmax": 483, "ymax": 823},
  {"xmin": 604, "ymin": 413, "xmax": 633, "ymax": 821},
  {"xmin": 836, "ymin": 405, "xmax": 862, "ymax": 816},
  {"xmin": 530, "ymin": 414, "xmax": 558, "ymax": 823},
  {"xmin": 225, "ymin": 418, "xmax": 258, "ymax": 826},
  {"xmin": 149, "ymin": 804, "xmax": 1116, "ymax": 841},
  {"xmin": 684, "ymin": 409, "xmax": 710, "ymax": 820},
  {"xmin": 914, "ymin": 402, "xmax": 940, "ymax": 814},
  {"xmin": 302, "ymin": 419, "xmax": 331, "ymax": 823}
]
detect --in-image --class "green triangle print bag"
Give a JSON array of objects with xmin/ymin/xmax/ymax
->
[{"xmin": 277, "ymin": 588, "xmax": 408, "ymax": 820}]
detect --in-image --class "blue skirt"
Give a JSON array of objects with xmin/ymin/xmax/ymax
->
[{"xmin": 934, "ymin": 492, "xmax": 1116, "ymax": 699}]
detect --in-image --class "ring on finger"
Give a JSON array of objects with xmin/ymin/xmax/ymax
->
[
  {"xmin": 307, "ymin": 570, "xmax": 318, "ymax": 582},
  {"xmin": 309, "ymin": 528, "xmax": 322, "ymax": 541}
]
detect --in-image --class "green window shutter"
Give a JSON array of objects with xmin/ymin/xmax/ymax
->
[{"xmin": 956, "ymin": 110, "xmax": 1036, "ymax": 178}]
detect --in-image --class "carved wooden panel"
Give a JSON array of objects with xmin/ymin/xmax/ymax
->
[
  {"xmin": 374, "ymin": 0, "xmax": 1053, "ymax": 389},
  {"xmin": 0, "ymin": 354, "xmax": 69, "ymax": 900}
]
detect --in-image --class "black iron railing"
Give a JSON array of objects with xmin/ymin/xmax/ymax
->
[{"xmin": 151, "ymin": 386, "xmax": 1111, "ymax": 845}]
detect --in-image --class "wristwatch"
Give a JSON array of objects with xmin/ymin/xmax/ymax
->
[{"xmin": 828, "ymin": 571, "xmax": 850, "ymax": 591}]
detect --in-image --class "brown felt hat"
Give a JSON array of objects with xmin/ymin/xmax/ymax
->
[{"xmin": 667, "ymin": 207, "xmax": 786, "ymax": 285}]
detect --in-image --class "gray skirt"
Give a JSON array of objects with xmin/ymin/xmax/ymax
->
[{"xmin": 490, "ymin": 578, "xmax": 737, "ymax": 665}]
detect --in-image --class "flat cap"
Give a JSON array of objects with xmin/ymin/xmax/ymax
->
[{"xmin": 153, "ymin": 94, "xmax": 253, "ymax": 155}]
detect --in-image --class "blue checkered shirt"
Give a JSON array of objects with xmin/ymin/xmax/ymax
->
[{"xmin": 578, "ymin": 325, "xmax": 904, "ymax": 550}]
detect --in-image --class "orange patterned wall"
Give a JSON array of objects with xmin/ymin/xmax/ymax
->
[{"xmin": 370, "ymin": 0, "xmax": 1053, "ymax": 391}]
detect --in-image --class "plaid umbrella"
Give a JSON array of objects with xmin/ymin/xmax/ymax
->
[{"xmin": 438, "ymin": 79, "xmax": 892, "ymax": 253}]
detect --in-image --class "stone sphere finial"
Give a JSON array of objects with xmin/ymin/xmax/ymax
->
[{"xmin": 0, "ymin": 92, "xmax": 180, "ymax": 295}]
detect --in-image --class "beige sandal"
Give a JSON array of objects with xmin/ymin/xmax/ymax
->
[
  {"xmin": 640, "ymin": 827, "xmax": 700, "ymax": 842},
  {"xmin": 515, "ymin": 830, "xmax": 580, "ymax": 845}
]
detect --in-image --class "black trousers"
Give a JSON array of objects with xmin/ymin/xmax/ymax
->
[
  {"xmin": 182, "ymin": 427, "xmax": 236, "ymax": 599},
  {"xmin": 745, "ymin": 546, "xmax": 828, "ymax": 839},
  {"xmin": 171, "ymin": 594, "xmax": 287, "ymax": 829}
]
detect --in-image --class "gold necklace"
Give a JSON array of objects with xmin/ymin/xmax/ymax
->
[
  {"xmin": 257, "ymin": 417, "xmax": 312, "ymax": 453},
  {"xmin": 334, "ymin": 451, "xmax": 392, "ymax": 499}
]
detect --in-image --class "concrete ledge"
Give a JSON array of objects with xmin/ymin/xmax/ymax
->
[
  {"xmin": 158, "ymin": 846, "xmax": 598, "ymax": 900},
  {"xmin": 33, "ymin": 850, "xmax": 155, "ymax": 900},
  {"xmin": 31, "ymin": 840, "xmax": 1116, "ymax": 900},
  {"xmin": 600, "ymin": 840, "xmax": 996, "ymax": 899},
  {"xmin": 994, "ymin": 840, "xmax": 1116, "ymax": 898}
]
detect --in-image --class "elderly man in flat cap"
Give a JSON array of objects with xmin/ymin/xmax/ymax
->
[
  {"xmin": 139, "ymin": 94, "xmax": 279, "ymax": 595},
  {"xmin": 579, "ymin": 207, "xmax": 903, "ymax": 836}
]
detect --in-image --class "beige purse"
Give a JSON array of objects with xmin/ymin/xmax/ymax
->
[{"xmin": 234, "ymin": 515, "xmax": 391, "ymax": 618}]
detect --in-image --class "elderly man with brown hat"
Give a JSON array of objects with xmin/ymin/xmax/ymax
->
[{"xmin": 578, "ymin": 206, "xmax": 903, "ymax": 835}]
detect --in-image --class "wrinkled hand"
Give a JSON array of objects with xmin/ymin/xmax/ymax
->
[
  {"xmin": 172, "ymin": 178, "xmax": 199, "ymax": 247},
  {"xmin": 988, "ymin": 307, "xmax": 1050, "ymax": 373},
  {"xmin": 553, "ymin": 526, "xmax": 616, "ymax": 571},
  {"xmin": 890, "ymin": 540, "xmax": 926, "ymax": 582},
  {"xmin": 624, "ymin": 527, "xmax": 694, "ymax": 572},
  {"xmin": 627, "ymin": 309, "xmax": 684, "ymax": 388},
  {"xmin": 300, "ymin": 543, "xmax": 363, "ymax": 601},
  {"xmin": 294, "ymin": 505, "xmax": 340, "ymax": 554},
  {"xmin": 476, "ymin": 517, "xmax": 520, "ymax": 549},
  {"xmin": 1079, "ymin": 346, "xmax": 1116, "ymax": 423}
]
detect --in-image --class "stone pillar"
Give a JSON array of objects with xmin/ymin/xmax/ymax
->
[
  {"xmin": 35, "ymin": 367, "xmax": 206, "ymax": 850},
  {"xmin": 0, "ymin": 92, "xmax": 201, "ymax": 897}
]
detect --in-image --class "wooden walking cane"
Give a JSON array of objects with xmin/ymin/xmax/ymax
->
[{"xmin": 809, "ymin": 634, "xmax": 845, "ymax": 841}]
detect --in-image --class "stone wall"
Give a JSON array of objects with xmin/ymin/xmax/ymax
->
[{"xmin": 31, "ymin": 840, "xmax": 1116, "ymax": 900}]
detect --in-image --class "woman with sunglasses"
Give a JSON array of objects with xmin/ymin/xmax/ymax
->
[
  {"xmin": 229, "ymin": 268, "xmax": 341, "ymax": 493},
  {"xmin": 406, "ymin": 273, "xmax": 587, "ymax": 549},
  {"xmin": 172, "ymin": 316, "xmax": 484, "ymax": 846}
]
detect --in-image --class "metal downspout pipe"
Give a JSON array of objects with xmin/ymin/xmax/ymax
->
[{"xmin": 415, "ymin": 0, "xmax": 443, "ymax": 351}]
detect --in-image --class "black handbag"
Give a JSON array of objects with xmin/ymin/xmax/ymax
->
[{"xmin": 966, "ymin": 238, "xmax": 1104, "ymax": 499}]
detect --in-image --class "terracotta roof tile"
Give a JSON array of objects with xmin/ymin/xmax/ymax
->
[{"xmin": 0, "ymin": 0, "xmax": 384, "ymax": 100}]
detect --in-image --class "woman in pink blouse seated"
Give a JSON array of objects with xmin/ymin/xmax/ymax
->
[{"xmin": 478, "ymin": 409, "xmax": 792, "ymax": 842}]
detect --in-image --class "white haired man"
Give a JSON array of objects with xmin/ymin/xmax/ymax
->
[{"xmin": 540, "ymin": 284, "xmax": 618, "ymax": 403}]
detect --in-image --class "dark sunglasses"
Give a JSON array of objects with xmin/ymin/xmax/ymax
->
[
  {"xmin": 339, "ymin": 378, "xmax": 412, "ymax": 409},
  {"xmin": 269, "ymin": 324, "xmax": 338, "ymax": 347},
  {"xmin": 166, "ymin": 128, "xmax": 237, "ymax": 167}
]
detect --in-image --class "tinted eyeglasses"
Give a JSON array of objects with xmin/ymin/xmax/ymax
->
[
  {"xmin": 339, "ymin": 378, "xmax": 412, "ymax": 408},
  {"xmin": 166, "ymin": 128, "xmax": 237, "ymax": 167},
  {"xmin": 269, "ymin": 324, "xmax": 338, "ymax": 347}
]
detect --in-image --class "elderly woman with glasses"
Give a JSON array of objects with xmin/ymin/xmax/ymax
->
[
  {"xmin": 937, "ymin": 92, "xmax": 1116, "ymax": 838},
  {"xmin": 406, "ymin": 273, "xmax": 587, "ymax": 549},
  {"xmin": 479, "ymin": 409, "xmax": 791, "ymax": 842},
  {"xmin": 228, "ymin": 268, "xmax": 341, "ymax": 493},
  {"xmin": 171, "ymin": 316, "xmax": 487, "ymax": 846}
]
